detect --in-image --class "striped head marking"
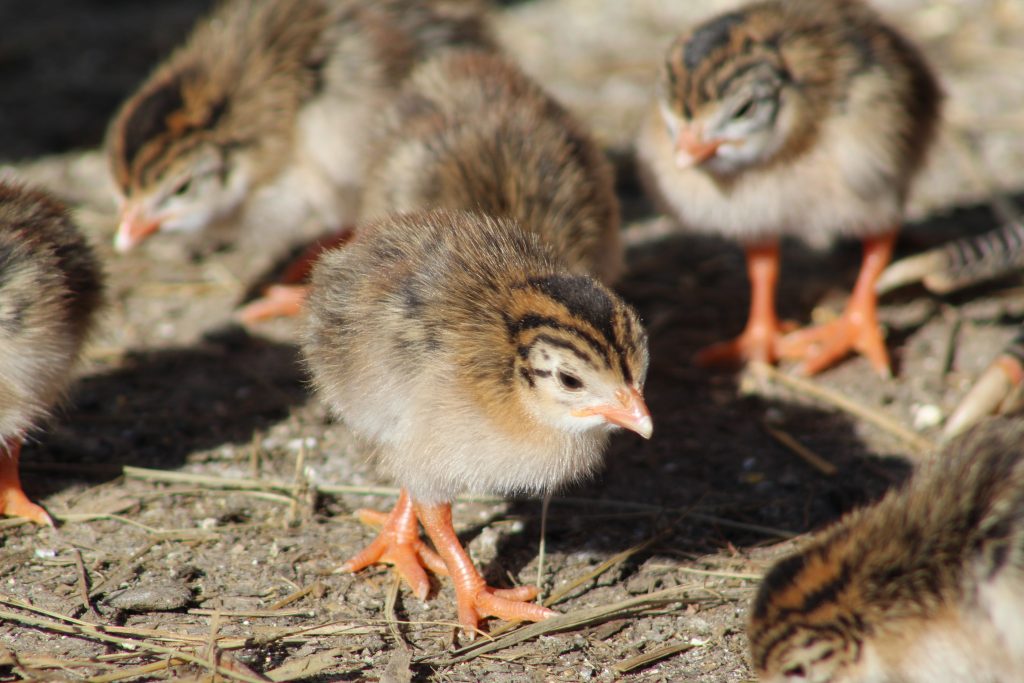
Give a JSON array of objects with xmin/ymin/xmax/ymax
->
[
  {"xmin": 750, "ymin": 547, "xmax": 866, "ymax": 683},
  {"xmin": 659, "ymin": 9, "xmax": 797, "ymax": 175},
  {"xmin": 107, "ymin": 69, "xmax": 249, "ymax": 252},
  {"xmin": 506, "ymin": 274, "xmax": 651, "ymax": 439}
]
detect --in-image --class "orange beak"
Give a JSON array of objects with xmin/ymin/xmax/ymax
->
[
  {"xmin": 674, "ymin": 125, "xmax": 721, "ymax": 168},
  {"xmin": 114, "ymin": 204, "xmax": 161, "ymax": 253},
  {"xmin": 573, "ymin": 386, "xmax": 653, "ymax": 439}
]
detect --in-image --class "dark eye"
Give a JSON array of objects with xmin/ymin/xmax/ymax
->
[
  {"xmin": 174, "ymin": 178, "xmax": 192, "ymax": 196},
  {"xmin": 732, "ymin": 99, "xmax": 756, "ymax": 120},
  {"xmin": 783, "ymin": 664, "xmax": 806, "ymax": 679},
  {"xmin": 557, "ymin": 371, "xmax": 583, "ymax": 391}
]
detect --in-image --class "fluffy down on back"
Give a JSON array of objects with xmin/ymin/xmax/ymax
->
[
  {"xmin": 303, "ymin": 209, "xmax": 647, "ymax": 504},
  {"xmin": 361, "ymin": 49, "xmax": 622, "ymax": 284},
  {"xmin": 0, "ymin": 183, "xmax": 103, "ymax": 438}
]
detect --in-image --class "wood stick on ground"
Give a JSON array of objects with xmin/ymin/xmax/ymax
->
[
  {"xmin": 71, "ymin": 547, "xmax": 99, "ymax": 619},
  {"xmin": 430, "ymin": 584, "xmax": 747, "ymax": 666},
  {"xmin": 750, "ymin": 362, "xmax": 935, "ymax": 456},
  {"xmin": 122, "ymin": 466, "xmax": 797, "ymax": 538},
  {"xmin": 761, "ymin": 422, "xmax": 838, "ymax": 476},
  {"xmin": 612, "ymin": 640, "xmax": 702, "ymax": 674},
  {"xmin": 0, "ymin": 607, "xmax": 267, "ymax": 683}
]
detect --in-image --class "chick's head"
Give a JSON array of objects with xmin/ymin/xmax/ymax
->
[{"xmin": 505, "ymin": 274, "xmax": 651, "ymax": 440}]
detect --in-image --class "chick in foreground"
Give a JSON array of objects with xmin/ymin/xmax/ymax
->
[
  {"xmin": 0, "ymin": 183, "xmax": 103, "ymax": 525},
  {"xmin": 878, "ymin": 219, "xmax": 1024, "ymax": 437},
  {"xmin": 303, "ymin": 49, "xmax": 647, "ymax": 633},
  {"xmin": 106, "ymin": 0, "xmax": 489, "ymax": 254},
  {"xmin": 637, "ymin": 0, "xmax": 941, "ymax": 376},
  {"xmin": 750, "ymin": 417, "xmax": 1024, "ymax": 683}
]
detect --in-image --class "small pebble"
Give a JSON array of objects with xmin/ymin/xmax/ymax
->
[
  {"xmin": 912, "ymin": 403, "xmax": 943, "ymax": 430},
  {"xmin": 107, "ymin": 581, "xmax": 192, "ymax": 612}
]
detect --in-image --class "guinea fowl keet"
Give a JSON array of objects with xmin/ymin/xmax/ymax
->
[
  {"xmin": 302, "ymin": 50, "xmax": 648, "ymax": 634},
  {"xmin": 106, "ymin": 0, "xmax": 491, "ymax": 255},
  {"xmin": 637, "ymin": 0, "xmax": 942, "ymax": 376},
  {"xmin": 0, "ymin": 182, "xmax": 103, "ymax": 526}
]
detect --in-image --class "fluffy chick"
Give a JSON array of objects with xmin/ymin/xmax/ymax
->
[
  {"xmin": 305, "ymin": 209, "xmax": 648, "ymax": 633},
  {"xmin": 241, "ymin": 47, "xmax": 623, "ymax": 321},
  {"xmin": 750, "ymin": 417, "xmax": 1024, "ymax": 682},
  {"xmin": 0, "ymin": 183, "xmax": 103, "ymax": 525},
  {"xmin": 637, "ymin": 0, "xmax": 941, "ymax": 375},
  {"xmin": 106, "ymin": 0, "xmax": 490, "ymax": 254}
]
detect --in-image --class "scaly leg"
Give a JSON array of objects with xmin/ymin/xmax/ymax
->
[
  {"xmin": 0, "ymin": 439, "xmax": 53, "ymax": 526},
  {"xmin": 779, "ymin": 232, "xmax": 897, "ymax": 377},
  {"xmin": 236, "ymin": 228, "xmax": 354, "ymax": 324},
  {"xmin": 416, "ymin": 501, "xmax": 555, "ymax": 635},
  {"xmin": 696, "ymin": 241, "xmax": 787, "ymax": 367},
  {"xmin": 341, "ymin": 489, "xmax": 446, "ymax": 601}
]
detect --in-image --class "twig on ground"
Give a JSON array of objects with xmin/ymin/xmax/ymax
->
[
  {"xmin": 428, "ymin": 584, "xmax": 744, "ymax": 665},
  {"xmin": 750, "ymin": 362, "xmax": 935, "ymax": 456},
  {"xmin": 761, "ymin": 422, "xmax": 838, "ymax": 476},
  {"xmin": 612, "ymin": 640, "xmax": 703, "ymax": 674}
]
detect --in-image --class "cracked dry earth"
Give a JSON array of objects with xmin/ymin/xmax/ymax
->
[{"xmin": 1, "ymin": 0, "xmax": 1023, "ymax": 681}]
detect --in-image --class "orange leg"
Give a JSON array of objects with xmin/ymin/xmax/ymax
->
[
  {"xmin": 416, "ymin": 501, "xmax": 555, "ymax": 635},
  {"xmin": 341, "ymin": 489, "xmax": 447, "ymax": 601},
  {"xmin": 0, "ymin": 439, "xmax": 53, "ymax": 526},
  {"xmin": 236, "ymin": 227, "xmax": 354, "ymax": 324},
  {"xmin": 778, "ymin": 231, "xmax": 897, "ymax": 377},
  {"xmin": 696, "ymin": 241, "xmax": 787, "ymax": 367}
]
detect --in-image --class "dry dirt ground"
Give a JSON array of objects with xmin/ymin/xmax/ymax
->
[{"xmin": 1, "ymin": 1, "xmax": 1023, "ymax": 681}]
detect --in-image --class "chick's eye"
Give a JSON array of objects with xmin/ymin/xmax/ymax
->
[
  {"xmin": 557, "ymin": 371, "xmax": 583, "ymax": 391},
  {"xmin": 783, "ymin": 664, "xmax": 806, "ymax": 679},
  {"xmin": 732, "ymin": 99, "xmax": 756, "ymax": 120},
  {"xmin": 173, "ymin": 178, "xmax": 193, "ymax": 196}
]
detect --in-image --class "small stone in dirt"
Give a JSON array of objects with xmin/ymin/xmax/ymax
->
[{"xmin": 106, "ymin": 581, "xmax": 193, "ymax": 612}]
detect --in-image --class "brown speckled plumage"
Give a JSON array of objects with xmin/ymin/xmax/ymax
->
[
  {"xmin": 302, "ymin": 49, "xmax": 645, "ymax": 633},
  {"xmin": 106, "ymin": 0, "xmax": 491, "ymax": 252},
  {"xmin": 304, "ymin": 209, "xmax": 646, "ymax": 503},
  {"xmin": 0, "ymin": 182, "xmax": 103, "ymax": 524},
  {"xmin": 637, "ymin": 0, "xmax": 942, "ymax": 375},
  {"xmin": 362, "ymin": 49, "xmax": 622, "ymax": 283},
  {"xmin": 750, "ymin": 418, "xmax": 1024, "ymax": 683}
]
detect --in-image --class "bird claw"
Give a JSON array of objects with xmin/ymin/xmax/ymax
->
[
  {"xmin": 695, "ymin": 320, "xmax": 796, "ymax": 368},
  {"xmin": 778, "ymin": 312, "xmax": 890, "ymax": 377},
  {"xmin": 0, "ymin": 490, "xmax": 53, "ymax": 526},
  {"xmin": 235, "ymin": 284, "xmax": 310, "ymax": 325},
  {"xmin": 456, "ymin": 584, "xmax": 555, "ymax": 638},
  {"xmin": 341, "ymin": 495, "xmax": 446, "ymax": 601},
  {"xmin": 944, "ymin": 355, "xmax": 1024, "ymax": 439}
]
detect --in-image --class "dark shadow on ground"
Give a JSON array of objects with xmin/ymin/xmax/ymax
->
[{"xmin": 21, "ymin": 327, "xmax": 308, "ymax": 499}]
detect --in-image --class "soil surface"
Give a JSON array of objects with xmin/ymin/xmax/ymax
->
[{"xmin": 0, "ymin": 1, "xmax": 1022, "ymax": 681}]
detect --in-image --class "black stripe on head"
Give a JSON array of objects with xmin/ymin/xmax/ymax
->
[
  {"xmin": 527, "ymin": 274, "xmax": 616, "ymax": 351},
  {"xmin": 121, "ymin": 74, "xmax": 188, "ymax": 172},
  {"xmin": 752, "ymin": 552, "xmax": 808, "ymax": 621},
  {"xmin": 507, "ymin": 315, "xmax": 608, "ymax": 368},
  {"xmin": 684, "ymin": 11, "xmax": 745, "ymax": 70}
]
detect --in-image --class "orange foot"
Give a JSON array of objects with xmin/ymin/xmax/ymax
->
[
  {"xmin": 0, "ymin": 440, "xmax": 53, "ymax": 526},
  {"xmin": 695, "ymin": 319, "xmax": 794, "ymax": 367},
  {"xmin": 235, "ymin": 284, "xmax": 309, "ymax": 325},
  {"xmin": 778, "ymin": 310, "xmax": 889, "ymax": 377},
  {"xmin": 341, "ymin": 489, "xmax": 447, "ymax": 601},
  {"xmin": 416, "ymin": 501, "xmax": 555, "ymax": 635}
]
